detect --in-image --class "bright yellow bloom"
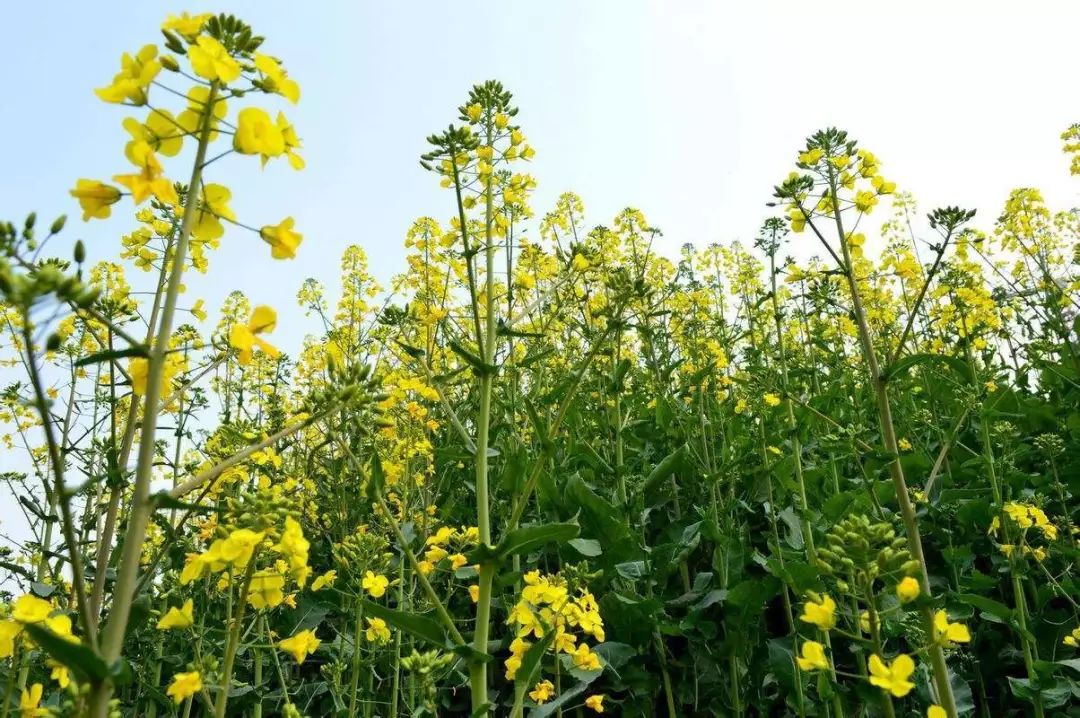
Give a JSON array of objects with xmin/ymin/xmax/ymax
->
[
  {"xmin": 113, "ymin": 142, "xmax": 178, "ymax": 205},
  {"xmin": 157, "ymin": 599, "xmax": 194, "ymax": 630},
  {"xmin": 247, "ymin": 571, "xmax": 286, "ymax": 610},
  {"xmin": 928, "ymin": 707, "xmax": 946, "ymax": 718},
  {"xmin": 216, "ymin": 528, "xmax": 265, "ymax": 568},
  {"xmin": 188, "ymin": 35, "xmax": 241, "ymax": 83},
  {"xmin": 933, "ymin": 610, "xmax": 970, "ymax": 647},
  {"xmin": 12, "ymin": 595, "xmax": 52, "ymax": 624},
  {"xmin": 128, "ymin": 352, "xmax": 186, "ymax": 400},
  {"xmin": 530, "ymin": 679, "xmax": 555, "ymax": 704},
  {"xmin": 49, "ymin": 661, "xmax": 69, "ymax": 688},
  {"xmin": 585, "ymin": 694, "xmax": 605, "ymax": 713},
  {"xmin": 278, "ymin": 629, "xmax": 320, "ymax": 663},
  {"xmin": 365, "ymin": 617, "xmax": 391, "ymax": 644},
  {"xmin": 570, "ymin": 644, "xmax": 601, "ymax": 671},
  {"xmin": 896, "ymin": 576, "xmax": 920, "ymax": 603},
  {"xmin": 449, "ymin": 553, "xmax": 468, "ymax": 570},
  {"xmin": 123, "ymin": 110, "xmax": 184, "ymax": 162},
  {"xmin": 276, "ymin": 112, "xmax": 305, "ymax": 169},
  {"xmin": 763, "ymin": 393, "xmax": 781, "ymax": 407},
  {"xmin": 234, "ymin": 107, "xmax": 285, "ymax": 161},
  {"xmin": 254, "ymin": 53, "xmax": 300, "ymax": 103},
  {"xmin": 311, "ymin": 570, "xmax": 337, "ymax": 592},
  {"xmin": 162, "ymin": 12, "xmax": 211, "ymax": 37},
  {"xmin": 799, "ymin": 594, "xmax": 836, "ymax": 631},
  {"xmin": 192, "ymin": 183, "xmax": 236, "ymax": 241},
  {"xmin": 796, "ymin": 640, "xmax": 828, "ymax": 671},
  {"xmin": 70, "ymin": 179, "xmax": 122, "ymax": 221},
  {"xmin": 260, "ymin": 217, "xmax": 304, "ymax": 259},
  {"xmin": 19, "ymin": 683, "xmax": 46, "ymax": 717},
  {"xmin": 0, "ymin": 621, "xmax": 22, "ymax": 658},
  {"xmin": 469, "ymin": 585, "xmax": 480, "ymax": 603},
  {"xmin": 178, "ymin": 86, "xmax": 228, "ymax": 141},
  {"xmin": 95, "ymin": 45, "xmax": 161, "ymax": 104},
  {"xmin": 229, "ymin": 306, "xmax": 281, "ymax": 365},
  {"xmin": 854, "ymin": 190, "xmax": 879, "ymax": 214},
  {"xmin": 362, "ymin": 571, "xmax": 389, "ymax": 598},
  {"xmin": 167, "ymin": 671, "xmax": 202, "ymax": 704},
  {"xmin": 1064, "ymin": 627, "xmax": 1080, "ymax": 647},
  {"xmin": 868, "ymin": 653, "xmax": 915, "ymax": 697},
  {"xmin": 466, "ymin": 104, "xmax": 483, "ymax": 122}
]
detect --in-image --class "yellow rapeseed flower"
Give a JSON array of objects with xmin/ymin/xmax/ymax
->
[
  {"xmin": 868, "ymin": 653, "xmax": 915, "ymax": 697},
  {"xmin": 278, "ymin": 629, "xmax": 320, "ymax": 664}
]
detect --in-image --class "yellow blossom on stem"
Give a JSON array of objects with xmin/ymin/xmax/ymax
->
[
  {"xmin": 255, "ymin": 53, "xmax": 301, "ymax": 103},
  {"xmin": 365, "ymin": 617, "xmax": 391, "ymax": 644},
  {"xmin": 260, "ymin": 217, "xmax": 304, "ymax": 259},
  {"xmin": 361, "ymin": 571, "xmax": 389, "ymax": 598},
  {"xmin": 70, "ymin": 180, "xmax": 122, "ymax": 221},
  {"xmin": 95, "ymin": 45, "xmax": 161, "ymax": 104},
  {"xmin": 19, "ymin": 683, "xmax": 45, "ymax": 716},
  {"xmin": 933, "ymin": 610, "xmax": 970, "ymax": 647},
  {"xmin": 234, "ymin": 108, "xmax": 286, "ymax": 162},
  {"xmin": 796, "ymin": 640, "xmax": 828, "ymax": 671},
  {"xmin": 278, "ymin": 629, "xmax": 320, "ymax": 663},
  {"xmin": 896, "ymin": 576, "xmax": 920, "ymax": 603},
  {"xmin": 0, "ymin": 621, "xmax": 22, "ymax": 658},
  {"xmin": 799, "ymin": 594, "xmax": 836, "ymax": 631},
  {"xmin": 188, "ymin": 35, "xmax": 241, "ymax": 83},
  {"xmin": 585, "ymin": 694, "xmax": 605, "ymax": 713},
  {"xmin": 12, "ymin": 595, "xmax": 52, "ymax": 624},
  {"xmin": 162, "ymin": 12, "xmax": 211, "ymax": 37},
  {"xmin": 247, "ymin": 571, "xmax": 286, "ymax": 610},
  {"xmin": 311, "ymin": 570, "xmax": 337, "ymax": 591},
  {"xmin": 529, "ymin": 679, "xmax": 555, "ymax": 704},
  {"xmin": 166, "ymin": 671, "xmax": 202, "ymax": 704},
  {"xmin": 156, "ymin": 599, "xmax": 194, "ymax": 630},
  {"xmin": 229, "ymin": 306, "xmax": 281, "ymax": 365},
  {"xmin": 868, "ymin": 653, "xmax": 916, "ymax": 697}
]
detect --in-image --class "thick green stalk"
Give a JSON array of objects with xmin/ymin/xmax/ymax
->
[
  {"xmin": 349, "ymin": 599, "xmax": 365, "ymax": 717},
  {"xmin": 88, "ymin": 83, "xmax": 219, "ymax": 717},
  {"xmin": 821, "ymin": 175, "xmax": 959, "ymax": 718},
  {"xmin": 214, "ymin": 560, "xmax": 256, "ymax": 718}
]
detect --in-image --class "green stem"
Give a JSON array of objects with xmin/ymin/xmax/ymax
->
[
  {"xmin": 90, "ymin": 83, "xmax": 220, "ymax": 718},
  {"xmin": 214, "ymin": 559, "xmax": 256, "ymax": 718}
]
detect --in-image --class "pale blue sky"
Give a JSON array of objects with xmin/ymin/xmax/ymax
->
[{"xmin": 4, "ymin": 1, "xmax": 1079, "ymax": 355}]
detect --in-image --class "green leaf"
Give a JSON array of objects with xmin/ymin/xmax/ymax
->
[
  {"xmin": 74, "ymin": 344, "xmax": 149, "ymax": 368},
  {"xmin": 953, "ymin": 592, "xmax": 1013, "ymax": 621},
  {"xmin": 366, "ymin": 453, "xmax": 386, "ymax": 501},
  {"xmin": 568, "ymin": 538, "xmax": 603, "ymax": 557},
  {"xmin": 151, "ymin": 491, "xmax": 214, "ymax": 514},
  {"xmin": 472, "ymin": 523, "xmax": 580, "ymax": 565},
  {"xmin": 360, "ymin": 600, "xmax": 445, "ymax": 647},
  {"xmin": 884, "ymin": 352, "xmax": 973, "ymax": 383},
  {"xmin": 640, "ymin": 444, "xmax": 686, "ymax": 500},
  {"xmin": 22, "ymin": 623, "xmax": 109, "ymax": 683}
]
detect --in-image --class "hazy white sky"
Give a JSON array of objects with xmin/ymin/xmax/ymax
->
[{"xmin": 3, "ymin": 0, "xmax": 1079, "ymax": 352}]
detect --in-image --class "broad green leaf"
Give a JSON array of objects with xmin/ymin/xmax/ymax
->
[{"xmin": 23, "ymin": 623, "xmax": 109, "ymax": 683}]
